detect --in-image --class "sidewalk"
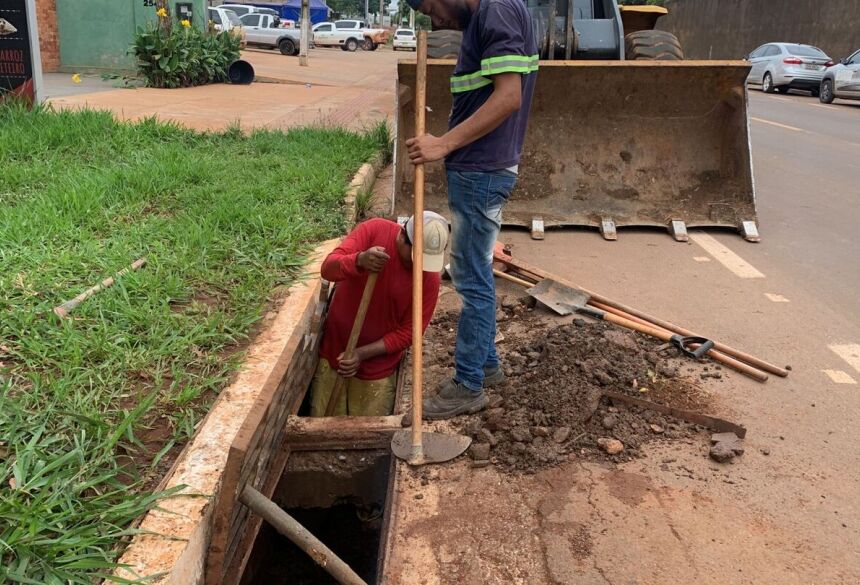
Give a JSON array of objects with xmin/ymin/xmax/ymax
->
[{"xmin": 47, "ymin": 48, "xmax": 402, "ymax": 132}]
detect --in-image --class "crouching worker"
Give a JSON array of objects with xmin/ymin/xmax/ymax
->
[{"xmin": 310, "ymin": 212, "xmax": 449, "ymax": 416}]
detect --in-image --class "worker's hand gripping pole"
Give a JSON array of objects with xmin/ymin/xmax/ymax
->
[{"xmin": 410, "ymin": 30, "xmax": 428, "ymax": 464}]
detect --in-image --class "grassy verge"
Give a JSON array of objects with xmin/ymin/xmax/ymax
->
[{"xmin": 0, "ymin": 102, "xmax": 387, "ymax": 584}]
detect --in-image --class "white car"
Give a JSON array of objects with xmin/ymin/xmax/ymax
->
[
  {"xmin": 220, "ymin": 4, "xmax": 279, "ymax": 19},
  {"xmin": 819, "ymin": 48, "xmax": 860, "ymax": 104},
  {"xmin": 240, "ymin": 13, "xmax": 303, "ymax": 55},
  {"xmin": 393, "ymin": 28, "xmax": 416, "ymax": 51},
  {"xmin": 312, "ymin": 22, "xmax": 365, "ymax": 52},
  {"xmin": 208, "ymin": 7, "xmax": 246, "ymax": 47}
]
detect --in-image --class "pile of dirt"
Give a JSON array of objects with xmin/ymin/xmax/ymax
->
[{"xmin": 418, "ymin": 300, "xmax": 718, "ymax": 473}]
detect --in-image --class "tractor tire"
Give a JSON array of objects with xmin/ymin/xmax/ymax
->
[
  {"xmin": 345, "ymin": 38, "xmax": 359, "ymax": 52},
  {"xmin": 279, "ymin": 38, "xmax": 296, "ymax": 56},
  {"xmin": 624, "ymin": 30, "xmax": 684, "ymax": 60},
  {"xmin": 427, "ymin": 30, "xmax": 463, "ymax": 59}
]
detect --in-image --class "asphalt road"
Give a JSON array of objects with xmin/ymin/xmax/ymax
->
[{"xmin": 495, "ymin": 86, "xmax": 860, "ymax": 582}]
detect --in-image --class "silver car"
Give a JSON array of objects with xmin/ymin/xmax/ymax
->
[
  {"xmin": 819, "ymin": 48, "xmax": 860, "ymax": 103},
  {"xmin": 745, "ymin": 42, "xmax": 832, "ymax": 96}
]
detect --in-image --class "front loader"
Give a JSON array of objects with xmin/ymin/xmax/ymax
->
[{"xmin": 394, "ymin": 1, "xmax": 759, "ymax": 241}]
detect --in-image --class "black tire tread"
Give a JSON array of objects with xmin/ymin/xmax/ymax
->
[
  {"xmin": 279, "ymin": 38, "xmax": 296, "ymax": 56},
  {"xmin": 820, "ymin": 79, "xmax": 835, "ymax": 103},
  {"xmin": 427, "ymin": 30, "xmax": 463, "ymax": 59},
  {"xmin": 625, "ymin": 30, "xmax": 684, "ymax": 61}
]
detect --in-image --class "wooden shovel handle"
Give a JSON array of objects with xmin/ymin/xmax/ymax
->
[
  {"xmin": 600, "ymin": 311, "xmax": 768, "ymax": 383},
  {"xmin": 324, "ymin": 272, "xmax": 379, "ymax": 416}
]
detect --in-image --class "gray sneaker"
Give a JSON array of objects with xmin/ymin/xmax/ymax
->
[
  {"xmin": 483, "ymin": 365, "xmax": 505, "ymax": 387},
  {"xmin": 422, "ymin": 378, "xmax": 489, "ymax": 420}
]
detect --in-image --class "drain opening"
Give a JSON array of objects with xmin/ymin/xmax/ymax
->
[{"xmin": 240, "ymin": 449, "xmax": 391, "ymax": 585}]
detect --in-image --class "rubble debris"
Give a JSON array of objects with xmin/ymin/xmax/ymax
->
[
  {"xmin": 597, "ymin": 438, "xmax": 625, "ymax": 455},
  {"xmin": 409, "ymin": 309, "xmax": 723, "ymax": 473},
  {"xmin": 469, "ymin": 442, "xmax": 491, "ymax": 461},
  {"xmin": 709, "ymin": 432, "xmax": 745, "ymax": 463}
]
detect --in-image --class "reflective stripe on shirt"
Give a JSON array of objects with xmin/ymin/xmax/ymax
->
[{"xmin": 450, "ymin": 54, "xmax": 539, "ymax": 94}]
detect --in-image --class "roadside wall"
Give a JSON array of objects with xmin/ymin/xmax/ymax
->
[
  {"xmin": 35, "ymin": 0, "xmax": 60, "ymax": 72},
  {"xmin": 54, "ymin": 0, "xmax": 206, "ymax": 72},
  {"xmin": 660, "ymin": 0, "xmax": 860, "ymax": 60}
]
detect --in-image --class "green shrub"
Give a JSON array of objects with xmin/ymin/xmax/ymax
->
[{"xmin": 131, "ymin": 24, "xmax": 241, "ymax": 89}]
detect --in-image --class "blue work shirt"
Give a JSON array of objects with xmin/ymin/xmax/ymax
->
[{"xmin": 445, "ymin": 0, "xmax": 538, "ymax": 172}]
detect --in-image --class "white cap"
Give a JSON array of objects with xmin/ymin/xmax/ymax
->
[{"xmin": 405, "ymin": 211, "xmax": 449, "ymax": 273}]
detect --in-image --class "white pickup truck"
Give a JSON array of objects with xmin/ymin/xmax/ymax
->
[
  {"xmin": 312, "ymin": 20, "xmax": 389, "ymax": 52},
  {"xmin": 239, "ymin": 13, "xmax": 304, "ymax": 55}
]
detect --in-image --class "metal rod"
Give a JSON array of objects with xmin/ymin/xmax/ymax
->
[
  {"xmin": 411, "ymin": 30, "xmax": 428, "ymax": 463},
  {"xmin": 546, "ymin": 0, "xmax": 557, "ymax": 60},
  {"xmin": 239, "ymin": 486, "xmax": 368, "ymax": 585},
  {"xmin": 564, "ymin": 0, "xmax": 574, "ymax": 59}
]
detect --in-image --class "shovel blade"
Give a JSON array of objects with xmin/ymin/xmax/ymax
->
[
  {"xmin": 391, "ymin": 430, "xmax": 471, "ymax": 466},
  {"xmin": 527, "ymin": 279, "xmax": 590, "ymax": 316}
]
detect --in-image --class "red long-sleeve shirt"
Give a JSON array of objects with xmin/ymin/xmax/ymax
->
[{"xmin": 320, "ymin": 218, "xmax": 441, "ymax": 380}]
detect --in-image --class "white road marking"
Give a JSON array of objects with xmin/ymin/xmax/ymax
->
[
  {"xmin": 823, "ymin": 369, "xmax": 857, "ymax": 384},
  {"xmin": 767, "ymin": 96, "xmax": 793, "ymax": 102},
  {"xmin": 693, "ymin": 256, "xmax": 711, "ymax": 262},
  {"xmin": 764, "ymin": 293, "xmax": 790, "ymax": 303},
  {"xmin": 750, "ymin": 117, "xmax": 805, "ymax": 132},
  {"xmin": 808, "ymin": 103, "xmax": 843, "ymax": 111},
  {"xmin": 829, "ymin": 344, "xmax": 860, "ymax": 374},
  {"xmin": 689, "ymin": 233, "xmax": 765, "ymax": 279}
]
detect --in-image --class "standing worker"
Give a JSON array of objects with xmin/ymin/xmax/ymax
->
[
  {"xmin": 405, "ymin": 0, "xmax": 538, "ymax": 418},
  {"xmin": 310, "ymin": 213, "xmax": 449, "ymax": 416}
]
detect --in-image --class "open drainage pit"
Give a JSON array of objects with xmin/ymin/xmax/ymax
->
[{"xmin": 240, "ymin": 449, "xmax": 392, "ymax": 584}]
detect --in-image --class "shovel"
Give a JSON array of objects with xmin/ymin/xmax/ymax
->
[
  {"xmin": 391, "ymin": 30, "xmax": 471, "ymax": 466},
  {"xmin": 528, "ymin": 279, "xmax": 717, "ymax": 359}
]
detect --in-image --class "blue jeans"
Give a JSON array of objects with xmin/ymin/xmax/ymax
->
[{"xmin": 446, "ymin": 169, "xmax": 518, "ymax": 392}]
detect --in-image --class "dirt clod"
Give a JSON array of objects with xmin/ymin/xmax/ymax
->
[
  {"xmin": 469, "ymin": 442, "xmax": 491, "ymax": 461},
  {"xmin": 552, "ymin": 426, "xmax": 571, "ymax": 443},
  {"xmin": 598, "ymin": 437, "xmax": 625, "ymax": 455},
  {"xmin": 709, "ymin": 442, "xmax": 737, "ymax": 463}
]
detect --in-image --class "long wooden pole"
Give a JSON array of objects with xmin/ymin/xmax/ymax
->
[
  {"xmin": 411, "ymin": 31, "xmax": 428, "ymax": 463},
  {"xmin": 239, "ymin": 486, "xmax": 368, "ymax": 585},
  {"xmin": 324, "ymin": 273, "xmax": 379, "ymax": 416}
]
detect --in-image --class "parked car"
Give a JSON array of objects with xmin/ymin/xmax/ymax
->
[
  {"xmin": 240, "ymin": 13, "xmax": 304, "ymax": 55},
  {"xmin": 392, "ymin": 28, "xmax": 416, "ymax": 51},
  {"xmin": 312, "ymin": 22, "xmax": 364, "ymax": 52},
  {"xmin": 745, "ymin": 42, "xmax": 833, "ymax": 96},
  {"xmin": 221, "ymin": 4, "xmax": 279, "ymax": 19},
  {"xmin": 819, "ymin": 48, "xmax": 860, "ymax": 103},
  {"xmin": 333, "ymin": 19, "xmax": 389, "ymax": 51},
  {"xmin": 208, "ymin": 7, "xmax": 246, "ymax": 48}
]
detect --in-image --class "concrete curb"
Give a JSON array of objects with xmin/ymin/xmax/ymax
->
[
  {"xmin": 343, "ymin": 153, "xmax": 385, "ymax": 227},
  {"xmin": 108, "ymin": 155, "xmax": 383, "ymax": 584}
]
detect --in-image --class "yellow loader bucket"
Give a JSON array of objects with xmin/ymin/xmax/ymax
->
[{"xmin": 395, "ymin": 60, "xmax": 759, "ymax": 241}]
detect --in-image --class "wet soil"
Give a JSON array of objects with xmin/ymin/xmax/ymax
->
[{"xmin": 418, "ymin": 297, "xmax": 719, "ymax": 474}]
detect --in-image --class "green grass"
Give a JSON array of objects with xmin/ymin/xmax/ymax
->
[{"xmin": 0, "ymin": 102, "xmax": 386, "ymax": 584}]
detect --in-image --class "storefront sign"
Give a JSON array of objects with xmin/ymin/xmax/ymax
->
[{"xmin": 1, "ymin": 0, "xmax": 42, "ymax": 105}]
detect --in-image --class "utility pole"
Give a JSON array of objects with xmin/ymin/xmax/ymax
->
[
  {"xmin": 379, "ymin": 0, "xmax": 385, "ymax": 25},
  {"xmin": 364, "ymin": 0, "xmax": 369, "ymax": 25},
  {"xmin": 409, "ymin": 8, "xmax": 414, "ymax": 28},
  {"xmin": 299, "ymin": 0, "xmax": 310, "ymax": 66}
]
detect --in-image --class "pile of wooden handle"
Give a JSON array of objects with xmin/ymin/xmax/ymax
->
[{"xmin": 492, "ymin": 247, "xmax": 788, "ymax": 383}]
